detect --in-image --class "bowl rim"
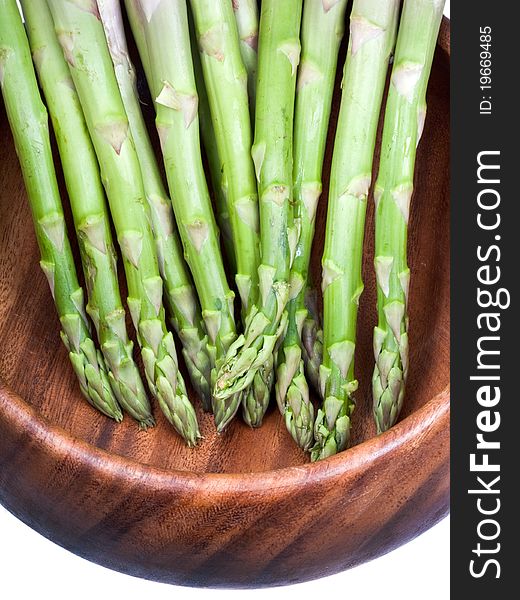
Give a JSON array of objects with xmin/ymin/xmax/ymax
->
[
  {"xmin": 0, "ymin": 17, "xmax": 450, "ymax": 497},
  {"xmin": 0, "ymin": 380, "xmax": 449, "ymax": 493}
]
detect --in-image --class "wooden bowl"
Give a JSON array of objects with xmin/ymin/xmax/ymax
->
[{"xmin": 0, "ymin": 19, "xmax": 450, "ymax": 589}]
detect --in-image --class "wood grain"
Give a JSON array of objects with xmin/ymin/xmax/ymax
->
[{"xmin": 0, "ymin": 18, "xmax": 450, "ymax": 588}]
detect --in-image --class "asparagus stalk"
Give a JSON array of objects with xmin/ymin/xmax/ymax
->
[
  {"xmin": 96, "ymin": 0, "xmax": 212, "ymax": 411},
  {"xmin": 312, "ymin": 0, "xmax": 400, "ymax": 461},
  {"xmin": 125, "ymin": 0, "xmax": 236, "ymax": 415},
  {"xmin": 189, "ymin": 0, "xmax": 268, "ymax": 425},
  {"xmin": 275, "ymin": 0, "xmax": 348, "ymax": 451},
  {"xmin": 47, "ymin": 0, "xmax": 200, "ymax": 445},
  {"xmin": 0, "ymin": 0, "xmax": 121, "ymax": 421},
  {"xmin": 214, "ymin": 0, "xmax": 303, "ymax": 424},
  {"xmin": 231, "ymin": 0, "xmax": 258, "ymax": 114},
  {"xmin": 125, "ymin": 0, "xmax": 235, "ymax": 277},
  {"xmin": 372, "ymin": 0, "xmax": 445, "ymax": 433},
  {"xmin": 125, "ymin": 0, "xmax": 241, "ymax": 432},
  {"xmin": 189, "ymin": 0, "xmax": 260, "ymax": 316},
  {"xmin": 188, "ymin": 10, "xmax": 236, "ymax": 276},
  {"xmin": 20, "ymin": 0, "xmax": 153, "ymax": 427},
  {"xmin": 189, "ymin": 18, "xmax": 268, "ymax": 430},
  {"xmin": 195, "ymin": 69, "xmax": 236, "ymax": 273}
]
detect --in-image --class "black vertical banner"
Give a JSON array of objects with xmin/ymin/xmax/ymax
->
[{"xmin": 451, "ymin": 1, "xmax": 516, "ymax": 595}]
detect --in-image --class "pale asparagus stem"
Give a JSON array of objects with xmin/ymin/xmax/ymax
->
[
  {"xmin": 21, "ymin": 0, "xmax": 153, "ymax": 427},
  {"xmin": 48, "ymin": 0, "xmax": 200, "ymax": 446},
  {"xmin": 275, "ymin": 0, "xmax": 348, "ymax": 451},
  {"xmin": 0, "ymin": 0, "xmax": 121, "ymax": 421},
  {"xmin": 125, "ymin": 0, "xmax": 241, "ymax": 431},
  {"xmin": 97, "ymin": 0, "xmax": 212, "ymax": 411},
  {"xmin": 213, "ymin": 0, "xmax": 303, "ymax": 426},
  {"xmin": 312, "ymin": 0, "xmax": 400, "ymax": 461},
  {"xmin": 372, "ymin": 0, "xmax": 445, "ymax": 433},
  {"xmin": 231, "ymin": 0, "xmax": 258, "ymax": 115}
]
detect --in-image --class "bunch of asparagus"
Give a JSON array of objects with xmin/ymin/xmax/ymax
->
[{"xmin": 0, "ymin": 0, "xmax": 444, "ymax": 458}]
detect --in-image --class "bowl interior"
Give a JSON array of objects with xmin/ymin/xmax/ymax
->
[{"xmin": 0, "ymin": 28, "xmax": 450, "ymax": 475}]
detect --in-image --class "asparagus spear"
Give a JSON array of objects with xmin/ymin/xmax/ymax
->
[
  {"xmin": 231, "ymin": 0, "xmax": 258, "ymax": 114},
  {"xmin": 275, "ymin": 0, "xmax": 348, "ymax": 451},
  {"xmin": 125, "ymin": 0, "xmax": 237, "ymax": 419},
  {"xmin": 125, "ymin": 0, "xmax": 241, "ymax": 432},
  {"xmin": 188, "ymin": 9, "xmax": 237, "ymax": 275},
  {"xmin": 0, "ymin": 0, "xmax": 121, "ymax": 421},
  {"xmin": 193, "ymin": 49, "xmax": 236, "ymax": 274},
  {"xmin": 96, "ymin": 0, "xmax": 212, "ymax": 411},
  {"xmin": 189, "ymin": 0, "xmax": 268, "ymax": 425},
  {"xmin": 312, "ymin": 0, "xmax": 400, "ymax": 461},
  {"xmin": 189, "ymin": 0, "xmax": 260, "ymax": 316},
  {"xmin": 47, "ymin": 0, "xmax": 200, "ymax": 445},
  {"xmin": 214, "ymin": 0, "xmax": 303, "ymax": 424},
  {"xmin": 125, "ymin": 0, "xmax": 236, "ymax": 280},
  {"xmin": 20, "ymin": 0, "xmax": 153, "ymax": 427},
  {"xmin": 372, "ymin": 0, "xmax": 445, "ymax": 433},
  {"xmin": 125, "ymin": 0, "xmax": 235, "ymax": 277}
]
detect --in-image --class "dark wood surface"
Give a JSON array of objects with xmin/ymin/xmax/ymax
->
[{"xmin": 0, "ymin": 18, "xmax": 450, "ymax": 588}]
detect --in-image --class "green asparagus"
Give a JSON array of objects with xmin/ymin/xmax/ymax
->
[
  {"xmin": 97, "ymin": 0, "xmax": 212, "ymax": 411},
  {"xmin": 214, "ymin": 0, "xmax": 303, "ymax": 426},
  {"xmin": 189, "ymin": 0, "xmax": 268, "ymax": 425},
  {"xmin": 189, "ymin": 0, "xmax": 260, "ymax": 316},
  {"xmin": 21, "ymin": 0, "xmax": 153, "ymax": 427},
  {"xmin": 48, "ymin": 0, "xmax": 200, "ymax": 445},
  {"xmin": 123, "ymin": 0, "xmax": 235, "ymax": 277},
  {"xmin": 313, "ymin": 0, "xmax": 400, "ymax": 461},
  {"xmin": 0, "ymin": 0, "xmax": 121, "ymax": 421},
  {"xmin": 276, "ymin": 0, "xmax": 348, "ymax": 451},
  {"xmin": 124, "ymin": 0, "xmax": 241, "ymax": 432},
  {"xmin": 193, "ymin": 44, "xmax": 236, "ymax": 274},
  {"xmin": 231, "ymin": 0, "xmax": 258, "ymax": 115},
  {"xmin": 372, "ymin": 0, "xmax": 445, "ymax": 433}
]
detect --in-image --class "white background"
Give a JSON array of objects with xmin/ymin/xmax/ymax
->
[{"xmin": 1, "ymin": 1, "xmax": 450, "ymax": 598}]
